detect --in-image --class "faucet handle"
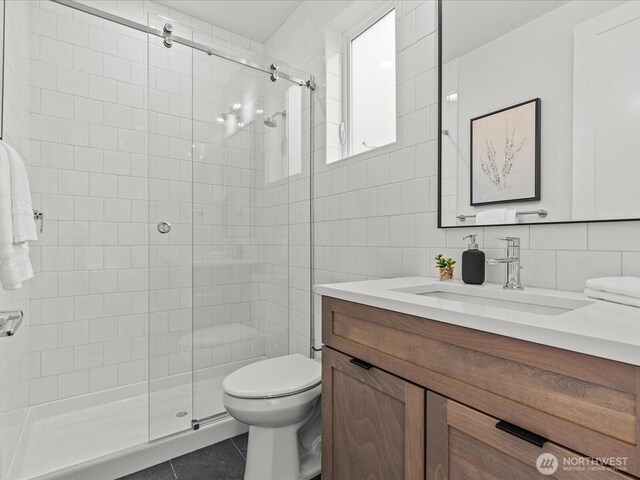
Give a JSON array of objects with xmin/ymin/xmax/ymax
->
[{"xmin": 498, "ymin": 236, "xmax": 520, "ymax": 246}]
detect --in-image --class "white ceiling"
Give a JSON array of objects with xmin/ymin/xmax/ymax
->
[
  {"xmin": 157, "ymin": 0, "xmax": 302, "ymax": 43},
  {"xmin": 442, "ymin": 0, "xmax": 569, "ymax": 62}
]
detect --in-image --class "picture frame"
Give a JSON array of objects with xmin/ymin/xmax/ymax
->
[{"xmin": 470, "ymin": 98, "xmax": 541, "ymax": 206}]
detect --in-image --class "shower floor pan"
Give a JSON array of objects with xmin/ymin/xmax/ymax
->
[{"xmin": 8, "ymin": 358, "xmax": 260, "ymax": 480}]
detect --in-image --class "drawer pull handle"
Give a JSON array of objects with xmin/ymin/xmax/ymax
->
[
  {"xmin": 496, "ymin": 420, "xmax": 547, "ymax": 448},
  {"xmin": 349, "ymin": 358, "xmax": 373, "ymax": 370}
]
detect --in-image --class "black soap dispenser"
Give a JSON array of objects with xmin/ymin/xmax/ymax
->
[{"xmin": 462, "ymin": 234, "xmax": 485, "ymax": 285}]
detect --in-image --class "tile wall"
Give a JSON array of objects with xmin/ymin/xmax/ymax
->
[
  {"xmin": 28, "ymin": 0, "xmax": 153, "ymax": 407},
  {"xmin": 265, "ymin": 0, "xmax": 640, "ymax": 351},
  {"xmin": 25, "ymin": 0, "xmax": 279, "ymax": 412},
  {"xmin": 262, "ymin": 76, "xmax": 312, "ymax": 358},
  {"xmin": 188, "ymin": 39, "xmax": 270, "ymax": 375},
  {"xmin": 0, "ymin": 1, "xmax": 31, "ymax": 477}
]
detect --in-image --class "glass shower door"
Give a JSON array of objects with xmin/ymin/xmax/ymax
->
[
  {"xmin": 147, "ymin": 14, "xmax": 194, "ymax": 440},
  {"xmin": 190, "ymin": 32, "xmax": 279, "ymax": 423},
  {"xmin": 190, "ymin": 33, "xmax": 306, "ymax": 423},
  {"xmin": 146, "ymin": 16, "xmax": 312, "ymax": 437}
]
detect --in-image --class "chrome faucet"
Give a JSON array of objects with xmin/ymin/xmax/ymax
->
[{"xmin": 487, "ymin": 237, "xmax": 523, "ymax": 290}]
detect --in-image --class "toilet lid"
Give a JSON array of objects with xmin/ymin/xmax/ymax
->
[{"xmin": 223, "ymin": 354, "xmax": 321, "ymax": 399}]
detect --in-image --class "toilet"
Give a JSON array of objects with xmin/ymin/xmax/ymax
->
[{"xmin": 222, "ymin": 354, "xmax": 322, "ymax": 480}]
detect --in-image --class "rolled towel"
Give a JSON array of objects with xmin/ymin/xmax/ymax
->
[
  {"xmin": 584, "ymin": 288, "xmax": 640, "ymax": 308},
  {"xmin": 475, "ymin": 208, "xmax": 507, "ymax": 225},
  {"xmin": 505, "ymin": 209, "xmax": 518, "ymax": 224},
  {"xmin": 585, "ymin": 276, "xmax": 640, "ymax": 299}
]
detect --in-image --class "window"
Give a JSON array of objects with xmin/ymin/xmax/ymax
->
[
  {"xmin": 347, "ymin": 8, "xmax": 396, "ymax": 157},
  {"xmin": 324, "ymin": 3, "xmax": 397, "ymax": 164}
]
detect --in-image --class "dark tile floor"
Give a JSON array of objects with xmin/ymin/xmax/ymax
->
[
  {"xmin": 117, "ymin": 434, "xmax": 320, "ymax": 480},
  {"xmin": 118, "ymin": 434, "xmax": 248, "ymax": 480}
]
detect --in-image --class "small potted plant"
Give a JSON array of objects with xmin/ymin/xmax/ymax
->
[{"xmin": 435, "ymin": 254, "xmax": 456, "ymax": 280}]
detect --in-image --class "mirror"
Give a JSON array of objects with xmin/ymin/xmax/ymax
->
[{"xmin": 438, "ymin": 0, "xmax": 640, "ymax": 227}]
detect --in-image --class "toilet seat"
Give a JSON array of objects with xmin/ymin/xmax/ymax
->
[{"xmin": 223, "ymin": 354, "xmax": 321, "ymax": 399}]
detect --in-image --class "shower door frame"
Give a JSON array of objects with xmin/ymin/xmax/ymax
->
[{"xmin": 50, "ymin": 0, "xmax": 315, "ymax": 90}]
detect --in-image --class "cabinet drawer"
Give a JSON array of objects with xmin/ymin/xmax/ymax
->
[
  {"xmin": 322, "ymin": 347, "xmax": 425, "ymax": 480},
  {"xmin": 323, "ymin": 296, "xmax": 640, "ymax": 475},
  {"xmin": 427, "ymin": 392, "xmax": 634, "ymax": 479}
]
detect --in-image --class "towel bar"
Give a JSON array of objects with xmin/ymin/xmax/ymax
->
[
  {"xmin": 33, "ymin": 210, "xmax": 44, "ymax": 232},
  {"xmin": 0, "ymin": 310, "xmax": 24, "ymax": 337},
  {"xmin": 457, "ymin": 209, "xmax": 548, "ymax": 222}
]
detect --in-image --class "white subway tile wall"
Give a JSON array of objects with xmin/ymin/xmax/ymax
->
[
  {"xmin": 265, "ymin": 0, "xmax": 640, "ymax": 351},
  {"xmin": 29, "ymin": 0, "xmax": 154, "ymax": 406},
  {"xmin": 0, "ymin": 1, "xmax": 31, "ymax": 476},
  {"xmin": 23, "ymin": 0, "xmax": 300, "ymax": 424}
]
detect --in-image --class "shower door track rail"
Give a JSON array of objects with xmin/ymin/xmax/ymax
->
[{"xmin": 50, "ymin": 0, "xmax": 316, "ymax": 90}]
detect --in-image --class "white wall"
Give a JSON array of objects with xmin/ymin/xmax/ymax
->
[
  {"xmin": 0, "ymin": 2, "xmax": 31, "ymax": 477},
  {"xmin": 266, "ymin": 0, "xmax": 640, "ymax": 351}
]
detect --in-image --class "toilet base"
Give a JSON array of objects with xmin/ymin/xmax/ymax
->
[{"xmin": 244, "ymin": 399, "xmax": 321, "ymax": 480}]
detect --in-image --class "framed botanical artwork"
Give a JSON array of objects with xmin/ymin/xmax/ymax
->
[{"xmin": 470, "ymin": 98, "xmax": 541, "ymax": 206}]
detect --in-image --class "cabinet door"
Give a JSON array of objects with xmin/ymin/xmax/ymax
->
[
  {"xmin": 426, "ymin": 391, "xmax": 634, "ymax": 480},
  {"xmin": 322, "ymin": 347, "xmax": 426, "ymax": 480}
]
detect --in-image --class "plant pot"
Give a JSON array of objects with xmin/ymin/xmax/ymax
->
[{"xmin": 439, "ymin": 267, "xmax": 454, "ymax": 280}]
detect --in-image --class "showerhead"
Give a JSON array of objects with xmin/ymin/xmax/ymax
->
[
  {"xmin": 263, "ymin": 110, "xmax": 287, "ymax": 128},
  {"xmin": 263, "ymin": 117, "xmax": 278, "ymax": 128}
]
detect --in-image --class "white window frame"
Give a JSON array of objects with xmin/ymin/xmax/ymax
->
[{"xmin": 342, "ymin": 3, "xmax": 397, "ymax": 160}]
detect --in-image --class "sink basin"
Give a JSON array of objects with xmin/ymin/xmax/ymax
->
[{"xmin": 395, "ymin": 283, "xmax": 593, "ymax": 316}]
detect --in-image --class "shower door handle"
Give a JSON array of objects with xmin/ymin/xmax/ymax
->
[
  {"xmin": 339, "ymin": 121, "xmax": 345, "ymax": 145},
  {"xmin": 157, "ymin": 222, "xmax": 171, "ymax": 234}
]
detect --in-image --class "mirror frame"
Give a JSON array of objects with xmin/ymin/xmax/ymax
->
[{"xmin": 436, "ymin": 0, "xmax": 640, "ymax": 229}]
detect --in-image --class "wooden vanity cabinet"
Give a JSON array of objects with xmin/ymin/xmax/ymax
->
[
  {"xmin": 321, "ymin": 296, "xmax": 640, "ymax": 479},
  {"xmin": 322, "ymin": 347, "xmax": 425, "ymax": 480},
  {"xmin": 427, "ymin": 391, "xmax": 634, "ymax": 480}
]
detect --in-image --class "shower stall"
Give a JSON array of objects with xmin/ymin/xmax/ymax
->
[{"xmin": 0, "ymin": 1, "xmax": 314, "ymax": 478}]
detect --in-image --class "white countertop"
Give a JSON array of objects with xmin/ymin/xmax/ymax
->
[{"xmin": 314, "ymin": 277, "xmax": 640, "ymax": 366}]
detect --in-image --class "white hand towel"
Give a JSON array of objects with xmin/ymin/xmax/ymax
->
[
  {"xmin": 475, "ymin": 208, "xmax": 507, "ymax": 225},
  {"xmin": 585, "ymin": 276, "xmax": 640, "ymax": 299},
  {"xmin": 2, "ymin": 141, "xmax": 37, "ymax": 242},
  {"xmin": 505, "ymin": 209, "xmax": 518, "ymax": 224},
  {"xmin": 584, "ymin": 288, "xmax": 640, "ymax": 308},
  {"xmin": 0, "ymin": 142, "xmax": 34, "ymax": 290},
  {"xmin": 0, "ymin": 244, "xmax": 32, "ymax": 290},
  {"xmin": 0, "ymin": 145, "xmax": 20, "ymax": 289}
]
